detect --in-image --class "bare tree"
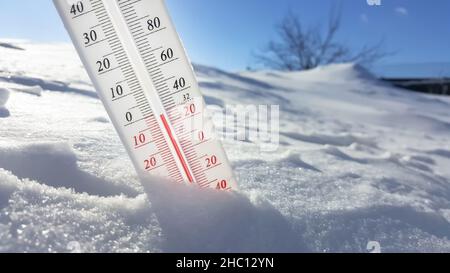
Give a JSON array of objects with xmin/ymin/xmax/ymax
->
[{"xmin": 255, "ymin": 8, "xmax": 389, "ymax": 71}]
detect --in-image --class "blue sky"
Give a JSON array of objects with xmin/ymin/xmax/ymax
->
[{"xmin": 0, "ymin": 0, "xmax": 449, "ymax": 71}]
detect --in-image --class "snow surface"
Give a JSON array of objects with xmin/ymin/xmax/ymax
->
[
  {"xmin": 0, "ymin": 88, "xmax": 10, "ymax": 117},
  {"xmin": 0, "ymin": 40, "xmax": 449, "ymax": 252}
]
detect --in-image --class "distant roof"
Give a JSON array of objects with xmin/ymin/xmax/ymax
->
[{"xmin": 371, "ymin": 62, "xmax": 450, "ymax": 79}]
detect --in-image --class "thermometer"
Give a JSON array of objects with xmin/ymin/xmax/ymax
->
[{"xmin": 53, "ymin": 0, "xmax": 237, "ymax": 190}]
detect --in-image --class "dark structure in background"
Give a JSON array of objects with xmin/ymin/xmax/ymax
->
[{"xmin": 383, "ymin": 78, "xmax": 450, "ymax": 96}]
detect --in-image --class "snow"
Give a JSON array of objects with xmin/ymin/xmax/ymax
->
[
  {"xmin": 142, "ymin": 178, "xmax": 303, "ymax": 252},
  {"xmin": 0, "ymin": 40, "xmax": 449, "ymax": 252},
  {"xmin": 0, "ymin": 42, "xmax": 24, "ymax": 51},
  {"xmin": 0, "ymin": 88, "xmax": 10, "ymax": 118},
  {"xmin": 14, "ymin": 85, "xmax": 43, "ymax": 96}
]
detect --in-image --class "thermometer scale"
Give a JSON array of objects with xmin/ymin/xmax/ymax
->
[{"xmin": 53, "ymin": 0, "xmax": 237, "ymax": 190}]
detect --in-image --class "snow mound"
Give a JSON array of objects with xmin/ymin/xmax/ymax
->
[
  {"xmin": 0, "ymin": 142, "xmax": 138, "ymax": 197},
  {"xmin": 142, "ymin": 178, "xmax": 306, "ymax": 252},
  {"xmin": 0, "ymin": 88, "xmax": 10, "ymax": 118},
  {"xmin": 290, "ymin": 63, "xmax": 380, "ymax": 83}
]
